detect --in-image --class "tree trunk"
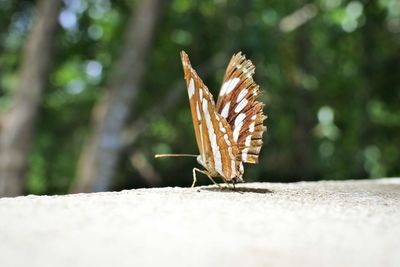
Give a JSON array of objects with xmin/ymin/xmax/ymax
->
[
  {"xmin": 72, "ymin": 0, "xmax": 164, "ymax": 193},
  {"xmin": 0, "ymin": 0, "xmax": 61, "ymax": 197}
]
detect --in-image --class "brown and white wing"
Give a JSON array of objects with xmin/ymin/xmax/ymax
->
[
  {"xmin": 181, "ymin": 51, "xmax": 242, "ymax": 180},
  {"xmin": 216, "ymin": 52, "xmax": 267, "ymax": 164}
]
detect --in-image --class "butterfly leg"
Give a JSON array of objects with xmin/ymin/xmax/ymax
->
[
  {"xmin": 231, "ymin": 181, "xmax": 238, "ymax": 191},
  {"xmin": 191, "ymin": 168, "xmax": 198, "ymax": 187},
  {"xmin": 220, "ymin": 179, "xmax": 237, "ymax": 191},
  {"xmin": 227, "ymin": 181, "xmax": 236, "ymax": 190},
  {"xmin": 192, "ymin": 168, "xmax": 221, "ymax": 188}
]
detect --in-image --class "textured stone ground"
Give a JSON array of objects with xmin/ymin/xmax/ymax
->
[{"xmin": 0, "ymin": 178, "xmax": 399, "ymax": 267}]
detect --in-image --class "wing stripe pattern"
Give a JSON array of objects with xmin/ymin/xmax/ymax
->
[
  {"xmin": 202, "ymin": 99, "xmax": 222, "ymax": 174},
  {"xmin": 216, "ymin": 52, "xmax": 267, "ymax": 164},
  {"xmin": 181, "ymin": 51, "xmax": 242, "ymax": 180}
]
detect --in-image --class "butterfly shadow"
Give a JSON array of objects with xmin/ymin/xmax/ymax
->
[{"xmin": 200, "ymin": 186, "xmax": 273, "ymax": 194}]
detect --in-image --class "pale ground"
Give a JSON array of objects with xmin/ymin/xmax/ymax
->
[{"xmin": 0, "ymin": 178, "xmax": 399, "ymax": 267}]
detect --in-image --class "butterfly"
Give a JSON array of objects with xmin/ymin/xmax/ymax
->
[{"xmin": 156, "ymin": 51, "xmax": 267, "ymax": 187}]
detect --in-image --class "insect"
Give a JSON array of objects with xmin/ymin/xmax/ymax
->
[{"xmin": 156, "ymin": 51, "xmax": 267, "ymax": 187}]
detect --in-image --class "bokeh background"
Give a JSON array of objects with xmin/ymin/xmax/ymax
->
[{"xmin": 0, "ymin": 0, "xmax": 399, "ymax": 197}]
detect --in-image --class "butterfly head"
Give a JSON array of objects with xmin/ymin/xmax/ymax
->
[{"xmin": 196, "ymin": 155, "xmax": 203, "ymax": 166}]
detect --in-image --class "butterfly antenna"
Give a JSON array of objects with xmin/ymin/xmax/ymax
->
[{"xmin": 155, "ymin": 154, "xmax": 197, "ymax": 158}]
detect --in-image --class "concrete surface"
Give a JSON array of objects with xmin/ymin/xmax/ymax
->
[{"xmin": 0, "ymin": 178, "xmax": 399, "ymax": 267}]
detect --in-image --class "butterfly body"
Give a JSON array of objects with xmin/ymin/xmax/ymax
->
[{"xmin": 180, "ymin": 51, "xmax": 266, "ymax": 186}]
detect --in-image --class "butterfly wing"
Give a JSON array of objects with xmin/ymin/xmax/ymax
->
[
  {"xmin": 181, "ymin": 51, "xmax": 243, "ymax": 181},
  {"xmin": 216, "ymin": 52, "xmax": 267, "ymax": 164}
]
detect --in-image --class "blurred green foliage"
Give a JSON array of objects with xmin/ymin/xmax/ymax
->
[{"xmin": 0, "ymin": 0, "xmax": 399, "ymax": 194}]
